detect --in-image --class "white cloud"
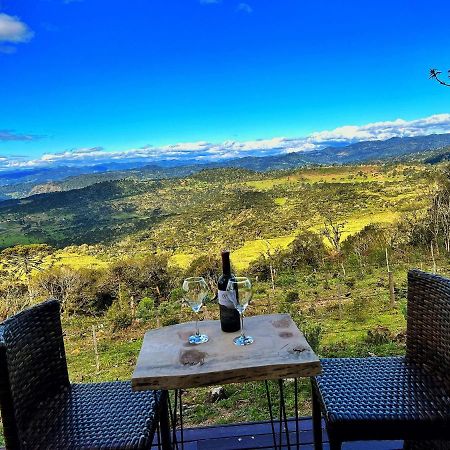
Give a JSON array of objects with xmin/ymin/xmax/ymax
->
[
  {"xmin": 0, "ymin": 130, "xmax": 44, "ymax": 141},
  {"xmin": 236, "ymin": 3, "xmax": 253, "ymax": 13},
  {"xmin": 2, "ymin": 113, "xmax": 450, "ymax": 171},
  {"xmin": 0, "ymin": 14, "xmax": 34, "ymax": 44}
]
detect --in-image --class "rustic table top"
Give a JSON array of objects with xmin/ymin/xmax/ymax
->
[{"xmin": 132, "ymin": 313, "xmax": 321, "ymax": 390}]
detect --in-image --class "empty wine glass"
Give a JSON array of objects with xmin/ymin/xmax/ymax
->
[
  {"xmin": 182, "ymin": 277, "xmax": 209, "ymax": 344},
  {"xmin": 226, "ymin": 277, "xmax": 253, "ymax": 346}
]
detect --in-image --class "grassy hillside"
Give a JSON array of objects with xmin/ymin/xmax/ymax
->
[{"xmin": 0, "ymin": 163, "xmax": 433, "ymax": 270}]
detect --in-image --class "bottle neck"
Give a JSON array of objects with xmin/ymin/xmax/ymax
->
[{"xmin": 221, "ymin": 251, "xmax": 231, "ymax": 276}]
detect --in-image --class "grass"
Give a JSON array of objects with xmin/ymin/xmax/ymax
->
[
  {"xmin": 231, "ymin": 235, "xmax": 297, "ymax": 270},
  {"xmin": 49, "ymin": 252, "xmax": 108, "ymax": 269},
  {"xmin": 310, "ymin": 210, "xmax": 400, "ymax": 245},
  {"xmin": 169, "ymin": 253, "xmax": 196, "ymax": 269},
  {"xmin": 243, "ymin": 166, "xmax": 409, "ymax": 190}
]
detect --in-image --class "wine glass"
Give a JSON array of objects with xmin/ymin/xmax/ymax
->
[
  {"xmin": 226, "ymin": 277, "xmax": 254, "ymax": 346},
  {"xmin": 182, "ymin": 277, "xmax": 209, "ymax": 344}
]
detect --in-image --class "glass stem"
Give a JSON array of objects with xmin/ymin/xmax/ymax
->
[
  {"xmin": 195, "ymin": 314, "xmax": 200, "ymax": 336},
  {"xmin": 240, "ymin": 313, "xmax": 245, "ymax": 338}
]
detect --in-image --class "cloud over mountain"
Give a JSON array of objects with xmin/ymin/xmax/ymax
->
[{"xmin": 2, "ymin": 113, "xmax": 450, "ymax": 171}]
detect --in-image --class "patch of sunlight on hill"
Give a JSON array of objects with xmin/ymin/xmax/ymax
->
[
  {"xmin": 42, "ymin": 252, "xmax": 108, "ymax": 270},
  {"xmin": 231, "ymin": 235, "xmax": 296, "ymax": 271},
  {"xmin": 310, "ymin": 211, "xmax": 400, "ymax": 245},
  {"xmin": 169, "ymin": 253, "xmax": 195, "ymax": 269},
  {"xmin": 244, "ymin": 167, "xmax": 406, "ymax": 190},
  {"xmin": 274, "ymin": 197, "xmax": 287, "ymax": 206}
]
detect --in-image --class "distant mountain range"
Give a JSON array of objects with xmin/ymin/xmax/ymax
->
[{"xmin": 1, "ymin": 132, "xmax": 450, "ymax": 200}]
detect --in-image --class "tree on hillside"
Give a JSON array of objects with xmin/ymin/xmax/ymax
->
[
  {"xmin": 0, "ymin": 244, "xmax": 54, "ymax": 299},
  {"xmin": 429, "ymin": 184, "xmax": 450, "ymax": 252},
  {"xmin": 186, "ymin": 253, "xmax": 221, "ymax": 292},
  {"xmin": 281, "ymin": 231, "xmax": 325, "ymax": 270},
  {"xmin": 321, "ymin": 217, "xmax": 346, "ymax": 255},
  {"xmin": 321, "ymin": 216, "xmax": 347, "ymax": 276},
  {"xmin": 32, "ymin": 266, "xmax": 99, "ymax": 316}
]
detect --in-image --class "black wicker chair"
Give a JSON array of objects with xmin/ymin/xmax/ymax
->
[
  {"xmin": 311, "ymin": 269, "xmax": 450, "ymax": 450},
  {"xmin": 0, "ymin": 299, "xmax": 169, "ymax": 449}
]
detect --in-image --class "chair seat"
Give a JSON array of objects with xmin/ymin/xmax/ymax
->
[
  {"xmin": 313, "ymin": 357, "xmax": 450, "ymax": 441},
  {"xmin": 23, "ymin": 381, "xmax": 162, "ymax": 450}
]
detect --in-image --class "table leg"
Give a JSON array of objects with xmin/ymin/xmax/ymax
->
[
  {"xmin": 264, "ymin": 380, "xmax": 278, "ymax": 450},
  {"xmin": 264, "ymin": 379, "xmax": 296, "ymax": 450},
  {"xmin": 294, "ymin": 378, "xmax": 299, "ymax": 450},
  {"xmin": 279, "ymin": 379, "xmax": 291, "ymax": 450},
  {"xmin": 166, "ymin": 390, "xmax": 184, "ymax": 450},
  {"xmin": 178, "ymin": 389, "xmax": 184, "ymax": 450},
  {"xmin": 159, "ymin": 390, "xmax": 172, "ymax": 450}
]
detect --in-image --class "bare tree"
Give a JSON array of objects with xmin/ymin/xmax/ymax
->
[
  {"xmin": 33, "ymin": 266, "xmax": 84, "ymax": 316},
  {"xmin": 263, "ymin": 240, "xmax": 276, "ymax": 291},
  {"xmin": 428, "ymin": 184, "xmax": 450, "ymax": 252},
  {"xmin": 321, "ymin": 217, "xmax": 346, "ymax": 255},
  {"xmin": 321, "ymin": 216, "xmax": 347, "ymax": 276}
]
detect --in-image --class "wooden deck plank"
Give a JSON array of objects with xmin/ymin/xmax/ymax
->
[
  {"xmin": 177, "ymin": 417, "xmax": 319, "ymax": 442},
  {"xmin": 154, "ymin": 417, "xmax": 404, "ymax": 449}
]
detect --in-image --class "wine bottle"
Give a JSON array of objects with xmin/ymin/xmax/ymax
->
[{"xmin": 218, "ymin": 250, "xmax": 241, "ymax": 332}]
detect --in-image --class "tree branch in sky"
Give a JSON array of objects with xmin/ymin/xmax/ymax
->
[{"xmin": 430, "ymin": 68, "xmax": 450, "ymax": 87}]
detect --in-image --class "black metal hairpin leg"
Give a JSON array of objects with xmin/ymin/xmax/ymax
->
[
  {"xmin": 178, "ymin": 389, "xmax": 184, "ymax": 450},
  {"xmin": 264, "ymin": 379, "xmax": 295, "ymax": 450},
  {"xmin": 167, "ymin": 389, "xmax": 184, "ymax": 450},
  {"xmin": 294, "ymin": 378, "xmax": 299, "ymax": 450},
  {"xmin": 159, "ymin": 391, "xmax": 173, "ymax": 450},
  {"xmin": 264, "ymin": 380, "xmax": 278, "ymax": 450},
  {"xmin": 279, "ymin": 379, "xmax": 291, "ymax": 450}
]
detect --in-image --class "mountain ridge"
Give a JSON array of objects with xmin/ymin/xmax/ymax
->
[{"xmin": 1, "ymin": 132, "xmax": 450, "ymax": 200}]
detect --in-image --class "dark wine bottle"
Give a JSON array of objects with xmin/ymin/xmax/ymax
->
[{"xmin": 218, "ymin": 250, "xmax": 241, "ymax": 332}]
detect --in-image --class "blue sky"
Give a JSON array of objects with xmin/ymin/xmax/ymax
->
[{"xmin": 1, "ymin": 0, "xmax": 450, "ymax": 168}]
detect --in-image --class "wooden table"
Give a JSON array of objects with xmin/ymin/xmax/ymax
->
[{"xmin": 132, "ymin": 314, "xmax": 321, "ymax": 449}]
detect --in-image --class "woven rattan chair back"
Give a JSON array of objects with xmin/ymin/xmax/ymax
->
[
  {"xmin": 407, "ymin": 270, "xmax": 450, "ymax": 386},
  {"xmin": 0, "ymin": 299, "xmax": 70, "ymax": 448}
]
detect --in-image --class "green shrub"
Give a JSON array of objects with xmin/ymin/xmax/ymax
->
[
  {"xmin": 285, "ymin": 291, "xmax": 299, "ymax": 303},
  {"xmin": 303, "ymin": 273, "xmax": 319, "ymax": 287},
  {"xmin": 106, "ymin": 302, "xmax": 132, "ymax": 332},
  {"xmin": 137, "ymin": 297, "xmax": 156, "ymax": 322},
  {"xmin": 365, "ymin": 325, "xmax": 392, "ymax": 345},
  {"xmin": 275, "ymin": 272, "xmax": 297, "ymax": 287},
  {"xmin": 170, "ymin": 287, "xmax": 184, "ymax": 303},
  {"xmin": 157, "ymin": 301, "xmax": 181, "ymax": 327}
]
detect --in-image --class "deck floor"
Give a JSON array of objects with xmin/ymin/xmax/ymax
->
[{"xmin": 160, "ymin": 417, "xmax": 404, "ymax": 450}]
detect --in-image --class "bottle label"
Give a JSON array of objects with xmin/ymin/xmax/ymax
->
[{"xmin": 218, "ymin": 290, "xmax": 236, "ymax": 309}]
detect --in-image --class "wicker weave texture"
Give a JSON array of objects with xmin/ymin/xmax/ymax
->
[
  {"xmin": 315, "ymin": 357, "xmax": 450, "ymax": 433},
  {"xmin": 0, "ymin": 300, "xmax": 162, "ymax": 449},
  {"xmin": 24, "ymin": 381, "xmax": 161, "ymax": 450},
  {"xmin": 407, "ymin": 270, "xmax": 450, "ymax": 388},
  {"xmin": 313, "ymin": 270, "xmax": 450, "ymax": 447},
  {"xmin": 1, "ymin": 300, "xmax": 70, "ymax": 445}
]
